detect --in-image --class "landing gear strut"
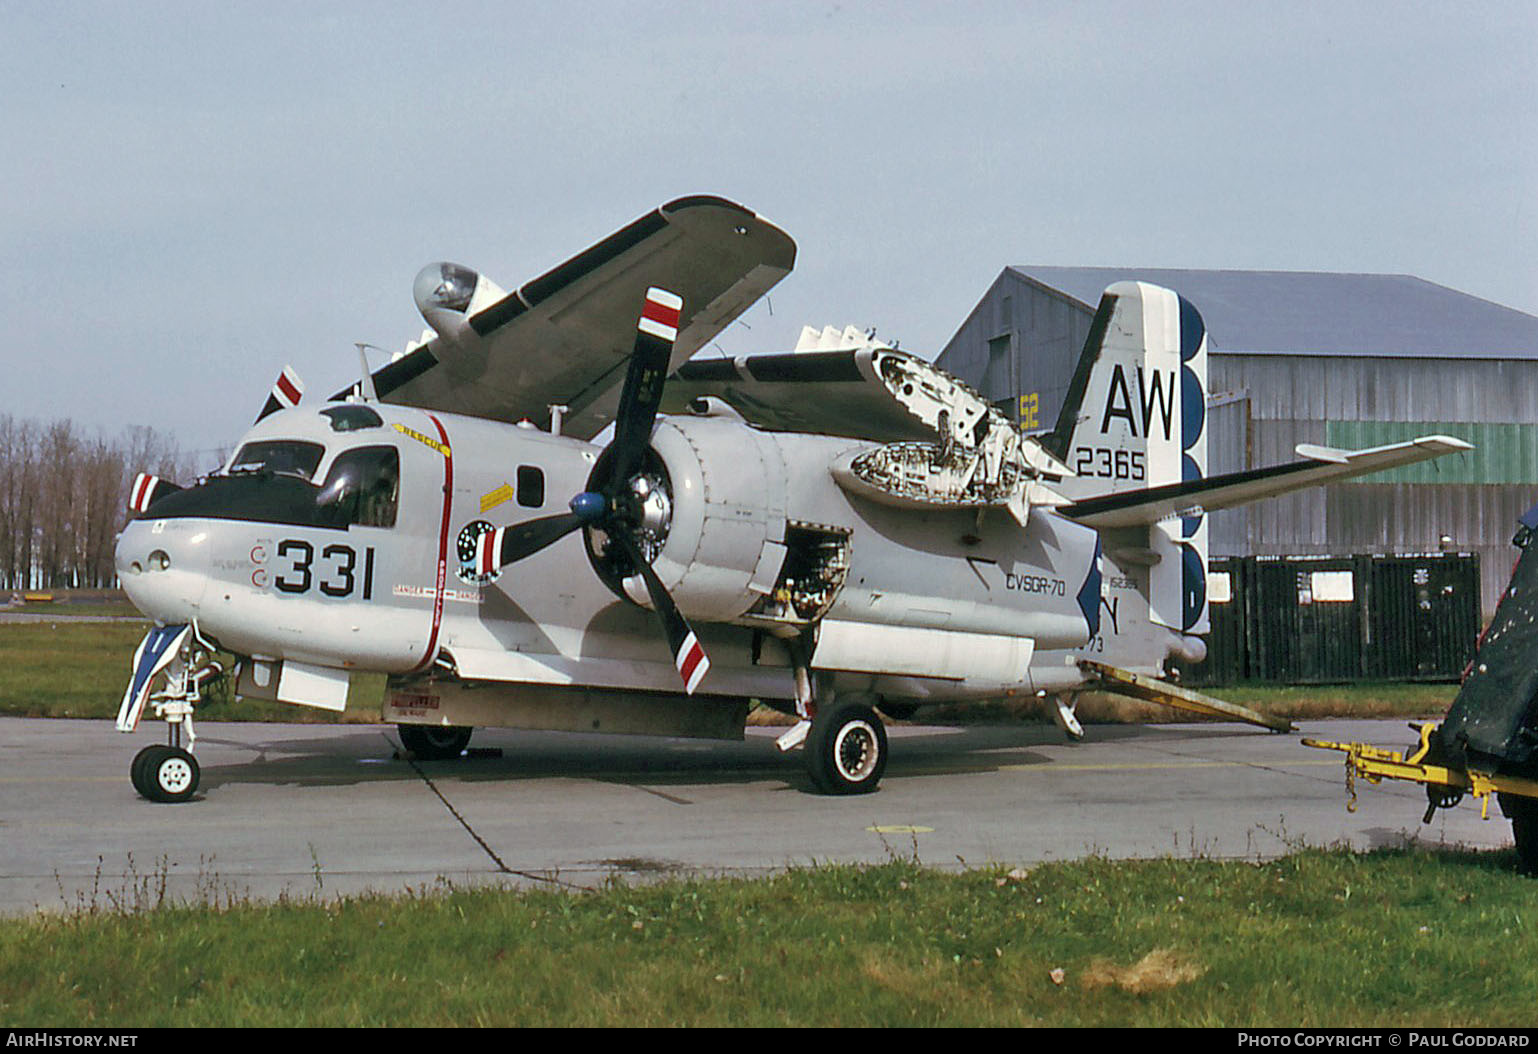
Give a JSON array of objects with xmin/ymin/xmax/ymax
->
[
  {"xmin": 770, "ymin": 637, "xmax": 890, "ymax": 794},
  {"xmin": 117, "ymin": 624, "xmax": 221, "ymax": 804}
]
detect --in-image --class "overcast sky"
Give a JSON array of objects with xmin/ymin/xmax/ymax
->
[{"xmin": 4, "ymin": 1, "xmax": 1535, "ymax": 458}]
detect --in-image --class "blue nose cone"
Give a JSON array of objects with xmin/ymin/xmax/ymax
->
[{"xmin": 569, "ymin": 491, "xmax": 607, "ymax": 522}]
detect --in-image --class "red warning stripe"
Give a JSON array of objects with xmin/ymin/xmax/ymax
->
[
  {"xmin": 274, "ymin": 367, "xmax": 303, "ymax": 407},
  {"xmin": 476, "ymin": 527, "xmax": 504, "ymax": 576},
  {"xmin": 675, "ymin": 631, "xmax": 709, "ymax": 695},
  {"xmin": 129, "ymin": 472, "xmax": 157, "ymax": 513},
  {"xmin": 638, "ymin": 288, "xmax": 682, "ymax": 342}
]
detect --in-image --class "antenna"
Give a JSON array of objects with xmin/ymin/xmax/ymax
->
[{"xmin": 353, "ymin": 343, "xmax": 382, "ymax": 403}]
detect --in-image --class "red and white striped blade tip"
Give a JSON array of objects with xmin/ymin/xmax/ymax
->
[
  {"xmin": 475, "ymin": 527, "xmax": 504, "ymax": 575},
  {"xmin": 675, "ymin": 631, "xmax": 709, "ymax": 695},
  {"xmin": 273, "ymin": 366, "xmax": 304, "ymax": 407},
  {"xmin": 638, "ymin": 288, "xmax": 682, "ymax": 343},
  {"xmin": 129, "ymin": 472, "xmax": 158, "ymax": 512}
]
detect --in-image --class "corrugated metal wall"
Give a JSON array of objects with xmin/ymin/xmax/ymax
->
[
  {"xmin": 1212, "ymin": 354, "xmax": 1538, "ymax": 615},
  {"xmin": 937, "ymin": 278, "xmax": 1538, "ymax": 617},
  {"xmin": 939, "ymin": 270, "xmax": 1093, "ymax": 430}
]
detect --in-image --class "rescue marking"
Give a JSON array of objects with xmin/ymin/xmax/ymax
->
[{"xmin": 393, "ymin": 422, "xmax": 452, "ymax": 459}]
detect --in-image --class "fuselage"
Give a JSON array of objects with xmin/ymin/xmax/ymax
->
[{"xmin": 116, "ymin": 403, "xmax": 1105, "ymax": 703}]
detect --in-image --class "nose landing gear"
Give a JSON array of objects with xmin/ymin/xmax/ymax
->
[{"xmin": 117, "ymin": 623, "xmax": 222, "ymax": 803}]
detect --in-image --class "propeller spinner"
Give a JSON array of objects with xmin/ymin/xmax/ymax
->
[{"xmin": 469, "ymin": 288, "xmax": 711, "ymax": 694}]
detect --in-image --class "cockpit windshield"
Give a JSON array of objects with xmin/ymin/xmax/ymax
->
[
  {"xmin": 141, "ymin": 443, "xmax": 401, "ymax": 530},
  {"xmin": 228, "ymin": 440, "xmax": 325, "ymax": 480}
]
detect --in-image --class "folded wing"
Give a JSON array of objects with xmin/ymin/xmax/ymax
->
[{"xmin": 351, "ymin": 195, "xmax": 796, "ymax": 439}]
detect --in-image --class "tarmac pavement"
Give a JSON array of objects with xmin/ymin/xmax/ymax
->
[{"xmin": 0, "ymin": 715, "xmax": 1518, "ymax": 914}]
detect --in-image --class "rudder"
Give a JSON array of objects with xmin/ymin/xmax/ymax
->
[{"xmin": 1044, "ymin": 282, "xmax": 1209, "ymax": 634}]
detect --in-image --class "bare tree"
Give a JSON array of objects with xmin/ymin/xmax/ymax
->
[{"xmin": 0, "ymin": 415, "xmax": 195, "ymax": 590}]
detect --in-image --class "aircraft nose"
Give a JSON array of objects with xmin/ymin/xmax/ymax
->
[{"xmin": 116, "ymin": 518, "xmax": 211, "ymax": 623}]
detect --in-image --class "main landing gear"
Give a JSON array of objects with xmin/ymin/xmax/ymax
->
[
  {"xmin": 804, "ymin": 700, "xmax": 888, "ymax": 795},
  {"xmin": 397, "ymin": 724, "xmax": 474, "ymax": 760},
  {"xmin": 773, "ymin": 647, "xmax": 889, "ymax": 795}
]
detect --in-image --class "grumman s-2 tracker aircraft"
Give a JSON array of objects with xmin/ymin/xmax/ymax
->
[{"xmin": 114, "ymin": 195, "xmax": 1471, "ymax": 803}]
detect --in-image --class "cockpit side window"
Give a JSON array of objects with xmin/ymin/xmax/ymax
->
[
  {"xmin": 320, "ymin": 405, "xmax": 384, "ymax": 432},
  {"xmin": 228, "ymin": 440, "xmax": 325, "ymax": 481},
  {"xmin": 315, "ymin": 446, "xmax": 400, "ymax": 528}
]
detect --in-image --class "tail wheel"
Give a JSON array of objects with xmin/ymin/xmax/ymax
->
[
  {"xmin": 806, "ymin": 702, "xmax": 887, "ymax": 795},
  {"xmin": 398, "ymin": 724, "xmax": 473, "ymax": 760},
  {"xmin": 134, "ymin": 745, "xmax": 200, "ymax": 803}
]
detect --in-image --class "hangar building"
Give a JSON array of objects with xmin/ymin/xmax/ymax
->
[{"xmin": 935, "ymin": 268, "xmax": 1538, "ymax": 616}]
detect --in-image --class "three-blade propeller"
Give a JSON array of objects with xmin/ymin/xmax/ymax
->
[{"xmin": 470, "ymin": 288, "xmax": 711, "ymax": 694}]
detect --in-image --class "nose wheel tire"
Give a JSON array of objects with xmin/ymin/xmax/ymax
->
[
  {"xmin": 131, "ymin": 745, "xmax": 200, "ymax": 803},
  {"xmin": 398, "ymin": 724, "xmax": 474, "ymax": 760},
  {"xmin": 806, "ymin": 702, "xmax": 887, "ymax": 795}
]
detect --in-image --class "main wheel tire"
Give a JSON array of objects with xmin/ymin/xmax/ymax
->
[
  {"xmin": 1501, "ymin": 793, "xmax": 1538, "ymax": 875},
  {"xmin": 142, "ymin": 746, "xmax": 200, "ymax": 804},
  {"xmin": 398, "ymin": 724, "xmax": 473, "ymax": 760},
  {"xmin": 806, "ymin": 702, "xmax": 887, "ymax": 795}
]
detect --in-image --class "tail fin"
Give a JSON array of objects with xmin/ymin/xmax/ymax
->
[{"xmin": 1043, "ymin": 282, "xmax": 1209, "ymax": 634}]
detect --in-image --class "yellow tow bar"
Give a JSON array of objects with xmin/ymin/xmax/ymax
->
[
  {"xmin": 1304, "ymin": 723, "xmax": 1538, "ymax": 821},
  {"xmin": 1080, "ymin": 660, "xmax": 1294, "ymax": 733}
]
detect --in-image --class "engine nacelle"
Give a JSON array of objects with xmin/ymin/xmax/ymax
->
[{"xmin": 638, "ymin": 416, "xmax": 790, "ymax": 622}]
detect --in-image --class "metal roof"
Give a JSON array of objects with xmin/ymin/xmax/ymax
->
[{"xmin": 1009, "ymin": 267, "xmax": 1538, "ymax": 359}]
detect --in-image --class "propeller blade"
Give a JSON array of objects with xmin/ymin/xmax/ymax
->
[
  {"xmin": 255, "ymin": 365, "xmax": 305, "ymax": 423},
  {"xmin": 475, "ymin": 512, "xmax": 585, "ymax": 572},
  {"xmin": 608, "ymin": 288, "xmax": 681, "ymax": 485},
  {"xmin": 473, "ymin": 489, "xmax": 612, "ymax": 572},
  {"xmin": 128, "ymin": 472, "xmax": 181, "ymax": 515},
  {"xmin": 613, "ymin": 531, "xmax": 710, "ymax": 695}
]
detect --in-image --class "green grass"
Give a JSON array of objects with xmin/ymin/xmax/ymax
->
[
  {"xmin": 1206, "ymin": 680, "xmax": 1459, "ymax": 719},
  {"xmin": 0, "ymin": 621, "xmax": 382, "ymax": 722},
  {"xmin": 0, "ymin": 622, "xmax": 155, "ymax": 719},
  {"xmin": 3, "ymin": 848, "xmax": 1534, "ymax": 1027},
  {"xmin": 1, "ymin": 621, "xmax": 1456, "ymax": 727}
]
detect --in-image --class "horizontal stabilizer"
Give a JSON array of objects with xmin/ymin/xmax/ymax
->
[{"xmin": 1063, "ymin": 435, "xmax": 1472, "ymax": 529}]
